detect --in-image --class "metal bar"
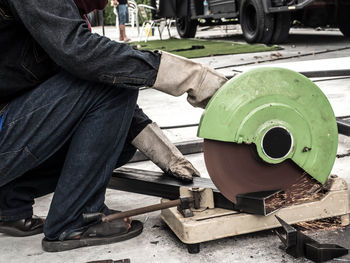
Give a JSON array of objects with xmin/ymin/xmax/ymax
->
[
  {"xmin": 264, "ymin": 0, "xmax": 315, "ymax": 13},
  {"xmin": 300, "ymin": 69, "xmax": 350, "ymax": 78},
  {"xmin": 129, "ymin": 139, "xmax": 203, "ymax": 163},
  {"xmin": 102, "ymin": 198, "xmax": 192, "ymax": 222},
  {"xmin": 337, "ymin": 117, "xmax": 350, "ymax": 137},
  {"xmin": 225, "ymin": 69, "xmax": 350, "ymax": 80},
  {"xmin": 160, "ymin": 124, "xmax": 199, "ymax": 129},
  {"xmin": 214, "ymin": 46, "xmax": 350, "ymax": 71},
  {"xmin": 109, "ymin": 168, "xmax": 235, "ymax": 210},
  {"xmin": 191, "ymin": 12, "xmax": 239, "ymax": 20}
]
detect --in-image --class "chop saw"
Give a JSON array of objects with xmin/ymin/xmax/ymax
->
[{"xmin": 110, "ymin": 67, "xmax": 350, "ymax": 255}]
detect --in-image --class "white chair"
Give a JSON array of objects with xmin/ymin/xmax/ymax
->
[
  {"xmin": 137, "ymin": 4, "xmax": 173, "ymax": 42},
  {"xmin": 127, "ymin": 0, "xmax": 139, "ymax": 34}
]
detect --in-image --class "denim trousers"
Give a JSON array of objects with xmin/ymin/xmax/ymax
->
[{"xmin": 0, "ymin": 71, "xmax": 138, "ymax": 240}]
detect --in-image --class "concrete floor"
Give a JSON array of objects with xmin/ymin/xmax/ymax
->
[{"xmin": 1, "ymin": 25, "xmax": 350, "ymax": 263}]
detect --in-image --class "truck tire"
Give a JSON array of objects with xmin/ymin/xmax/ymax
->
[
  {"xmin": 338, "ymin": 3, "xmax": 350, "ymax": 37},
  {"xmin": 176, "ymin": 17, "xmax": 198, "ymax": 38},
  {"xmin": 240, "ymin": 0, "xmax": 274, "ymax": 43},
  {"xmin": 270, "ymin": 12, "xmax": 291, "ymax": 44}
]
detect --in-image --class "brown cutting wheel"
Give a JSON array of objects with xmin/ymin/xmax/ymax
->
[{"xmin": 203, "ymin": 139, "xmax": 307, "ymax": 203}]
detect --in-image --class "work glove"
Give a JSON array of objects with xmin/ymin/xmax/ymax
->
[
  {"xmin": 152, "ymin": 51, "xmax": 227, "ymax": 108},
  {"xmin": 131, "ymin": 122, "xmax": 200, "ymax": 182}
]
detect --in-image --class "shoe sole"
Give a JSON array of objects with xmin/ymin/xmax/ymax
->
[
  {"xmin": 42, "ymin": 220, "xmax": 143, "ymax": 252},
  {"xmin": 0, "ymin": 226, "xmax": 43, "ymax": 237}
]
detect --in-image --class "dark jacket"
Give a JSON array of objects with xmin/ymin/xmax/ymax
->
[
  {"xmin": 0, "ymin": 0, "xmax": 159, "ymax": 137},
  {"xmin": 0, "ymin": 0, "xmax": 160, "ymax": 103}
]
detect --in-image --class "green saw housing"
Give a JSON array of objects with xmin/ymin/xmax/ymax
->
[{"xmin": 198, "ymin": 67, "xmax": 338, "ymax": 184}]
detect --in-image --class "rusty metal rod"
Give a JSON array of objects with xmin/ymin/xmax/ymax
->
[{"xmin": 102, "ymin": 197, "xmax": 193, "ymax": 222}]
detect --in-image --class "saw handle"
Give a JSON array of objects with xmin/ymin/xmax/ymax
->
[{"xmin": 101, "ymin": 197, "xmax": 193, "ymax": 222}]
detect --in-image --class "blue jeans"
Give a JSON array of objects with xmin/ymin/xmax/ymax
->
[
  {"xmin": 0, "ymin": 71, "xmax": 138, "ymax": 240},
  {"xmin": 118, "ymin": 4, "xmax": 129, "ymax": 25}
]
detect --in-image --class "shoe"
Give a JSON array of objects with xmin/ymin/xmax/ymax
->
[
  {"xmin": 0, "ymin": 216, "xmax": 44, "ymax": 237},
  {"xmin": 123, "ymin": 38, "xmax": 131, "ymax": 43},
  {"xmin": 42, "ymin": 219, "xmax": 143, "ymax": 252}
]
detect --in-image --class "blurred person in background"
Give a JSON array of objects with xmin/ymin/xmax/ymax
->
[{"xmin": 113, "ymin": 0, "xmax": 130, "ymax": 42}]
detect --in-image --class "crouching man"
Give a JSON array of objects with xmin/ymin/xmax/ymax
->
[{"xmin": 0, "ymin": 0, "xmax": 226, "ymax": 251}]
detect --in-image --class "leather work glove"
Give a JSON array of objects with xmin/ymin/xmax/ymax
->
[
  {"xmin": 131, "ymin": 122, "xmax": 200, "ymax": 182},
  {"xmin": 151, "ymin": 51, "xmax": 227, "ymax": 108}
]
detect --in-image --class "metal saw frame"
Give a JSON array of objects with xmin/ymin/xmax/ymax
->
[{"xmin": 109, "ymin": 169, "xmax": 350, "ymax": 254}]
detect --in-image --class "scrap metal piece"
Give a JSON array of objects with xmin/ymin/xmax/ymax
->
[{"xmin": 276, "ymin": 216, "xmax": 348, "ymax": 262}]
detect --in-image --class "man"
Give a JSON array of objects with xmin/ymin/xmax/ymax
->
[
  {"xmin": 0, "ymin": 0, "xmax": 226, "ymax": 252},
  {"xmin": 112, "ymin": 0, "xmax": 131, "ymax": 42}
]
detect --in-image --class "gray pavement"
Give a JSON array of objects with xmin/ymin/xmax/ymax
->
[{"xmin": 1, "ymin": 25, "xmax": 350, "ymax": 263}]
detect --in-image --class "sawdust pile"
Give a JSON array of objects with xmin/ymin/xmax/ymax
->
[{"xmin": 295, "ymin": 217, "xmax": 344, "ymax": 233}]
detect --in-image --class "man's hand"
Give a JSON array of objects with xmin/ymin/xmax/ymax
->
[
  {"xmin": 166, "ymin": 157, "xmax": 200, "ymax": 182},
  {"xmin": 132, "ymin": 122, "xmax": 200, "ymax": 182},
  {"xmin": 151, "ymin": 51, "xmax": 227, "ymax": 109},
  {"xmin": 112, "ymin": 0, "xmax": 119, "ymax": 7}
]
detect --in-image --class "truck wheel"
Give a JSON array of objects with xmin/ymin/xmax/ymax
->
[
  {"xmin": 338, "ymin": 3, "xmax": 350, "ymax": 37},
  {"xmin": 176, "ymin": 17, "xmax": 198, "ymax": 38},
  {"xmin": 270, "ymin": 12, "xmax": 291, "ymax": 44},
  {"xmin": 240, "ymin": 0, "xmax": 274, "ymax": 43}
]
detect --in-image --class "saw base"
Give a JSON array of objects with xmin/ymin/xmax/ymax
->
[{"xmin": 160, "ymin": 176, "xmax": 350, "ymax": 253}]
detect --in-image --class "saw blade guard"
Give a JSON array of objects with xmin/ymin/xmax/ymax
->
[{"xmin": 197, "ymin": 67, "xmax": 338, "ymax": 184}]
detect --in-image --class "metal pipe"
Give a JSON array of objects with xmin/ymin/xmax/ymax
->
[{"xmin": 102, "ymin": 197, "xmax": 193, "ymax": 222}]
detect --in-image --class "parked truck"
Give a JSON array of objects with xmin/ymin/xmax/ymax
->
[{"xmin": 157, "ymin": 0, "xmax": 350, "ymax": 44}]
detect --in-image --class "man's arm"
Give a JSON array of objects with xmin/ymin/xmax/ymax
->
[{"xmin": 7, "ymin": 0, "xmax": 160, "ymax": 89}]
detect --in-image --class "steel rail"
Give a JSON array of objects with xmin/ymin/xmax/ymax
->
[{"xmin": 109, "ymin": 168, "xmax": 235, "ymax": 210}]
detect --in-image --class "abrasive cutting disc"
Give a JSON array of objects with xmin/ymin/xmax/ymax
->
[{"xmin": 203, "ymin": 139, "xmax": 306, "ymax": 203}]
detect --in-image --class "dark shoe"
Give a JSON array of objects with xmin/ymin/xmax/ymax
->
[
  {"xmin": 42, "ymin": 219, "xmax": 143, "ymax": 252},
  {"xmin": 0, "ymin": 216, "xmax": 44, "ymax": 237}
]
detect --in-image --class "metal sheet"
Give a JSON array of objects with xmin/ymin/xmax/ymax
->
[{"xmin": 203, "ymin": 139, "xmax": 306, "ymax": 203}]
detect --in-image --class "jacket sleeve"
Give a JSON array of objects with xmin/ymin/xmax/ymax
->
[
  {"xmin": 7, "ymin": 0, "xmax": 160, "ymax": 89},
  {"xmin": 128, "ymin": 105, "xmax": 153, "ymax": 141}
]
